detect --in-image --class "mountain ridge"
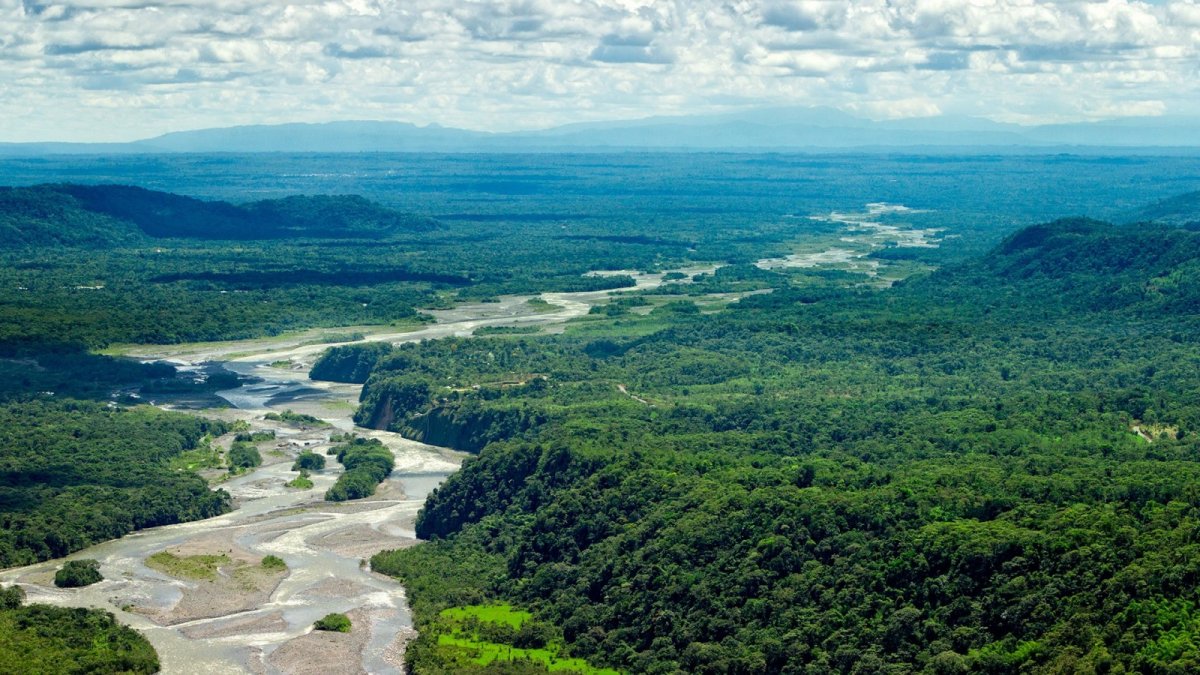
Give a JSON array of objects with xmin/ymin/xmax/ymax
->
[
  {"xmin": 3, "ymin": 108, "xmax": 1200, "ymax": 155},
  {"xmin": 0, "ymin": 184, "xmax": 437, "ymax": 246}
]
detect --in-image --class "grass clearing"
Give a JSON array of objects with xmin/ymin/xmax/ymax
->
[
  {"xmin": 166, "ymin": 438, "xmax": 223, "ymax": 472},
  {"xmin": 145, "ymin": 552, "xmax": 230, "ymax": 581},
  {"xmin": 286, "ymin": 475, "xmax": 314, "ymax": 489},
  {"xmin": 441, "ymin": 604, "xmax": 533, "ymax": 630},
  {"xmin": 434, "ymin": 604, "xmax": 620, "ymax": 674}
]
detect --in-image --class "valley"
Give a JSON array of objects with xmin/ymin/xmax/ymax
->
[
  {"xmin": 0, "ymin": 260, "xmax": 744, "ymax": 673},
  {"xmin": 8, "ymin": 1, "xmax": 1200, "ymax": 671},
  {"xmin": 3, "ymin": 156, "xmax": 1200, "ymax": 674}
]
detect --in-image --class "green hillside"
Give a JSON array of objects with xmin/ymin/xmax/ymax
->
[
  {"xmin": 0, "ymin": 186, "xmax": 141, "ymax": 248},
  {"xmin": 930, "ymin": 217, "xmax": 1200, "ymax": 316},
  {"xmin": 1127, "ymin": 190, "xmax": 1200, "ymax": 228},
  {"xmin": 368, "ymin": 216, "xmax": 1200, "ymax": 674},
  {"xmin": 0, "ymin": 184, "xmax": 437, "ymax": 247}
]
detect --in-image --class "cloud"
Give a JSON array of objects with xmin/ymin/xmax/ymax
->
[
  {"xmin": 918, "ymin": 50, "xmax": 970, "ymax": 71},
  {"xmin": 589, "ymin": 33, "xmax": 672, "ymax": 64},
  {"xmin": 0, "ymin": 0, "xmax": 1198, "ymax": 141},
  {"xmin": 760, "ymin": 2, "xmax": 845, "ymax": 32},
  {"xmin": 45, "ymin": 38, "xmax": 162, "ymax": 55},
  {"xmin": 323, "ymin": 43, "xmax": 390, "ymax": 59}
]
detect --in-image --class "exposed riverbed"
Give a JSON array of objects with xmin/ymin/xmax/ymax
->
[
  {"xmin": 0, "ymin": 226, "xmax": 916, "ymax": 672},
  {"xmin": 0, "ymin": 270, "xmax": 689, "ymax": 674}
]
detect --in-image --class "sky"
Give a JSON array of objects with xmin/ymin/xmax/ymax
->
[{"xmin": 2, "ymin": 0, "xmax": 1200, "ymax": 142}]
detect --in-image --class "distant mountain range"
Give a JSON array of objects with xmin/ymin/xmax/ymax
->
[{"xmin": 3, "ymin": 107, "xmax": 1200, "ymax": 155}]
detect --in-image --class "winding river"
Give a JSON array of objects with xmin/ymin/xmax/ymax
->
[
  {"xmin": 1, "ymin": 203, "xmax": 930, "ymax": 672},
  {"xmin": 0, "ymin": 271, "xmax": 690, "ymax": 675}
]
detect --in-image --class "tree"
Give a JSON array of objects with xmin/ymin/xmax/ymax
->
[
  {"xmin": 54, "ymin": 559, "xmax": 103, "ymax": 588},
  {"xmin": 293, "ymin": 451, "xmax": 326, "ymax": 471},
  {"xmin": 0, "ymin": 584, "xmax": 24, "ymax": 609},
  {"xmin": 314, "ymin": 613, "xmax": 352, "ymax": 632}
]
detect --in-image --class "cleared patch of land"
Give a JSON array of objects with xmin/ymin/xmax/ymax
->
[{"xmin": 138, "ymin": 535, "xmax": 288, "ymax": 626}]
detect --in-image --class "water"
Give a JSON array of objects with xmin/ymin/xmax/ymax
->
[
  {"xmin": 0, "ymin": 261, "xmax": 839, "ymax": 673},
  {"xmin": 0, "ymin": 273, "xmax": 683, "ymax": 673}
]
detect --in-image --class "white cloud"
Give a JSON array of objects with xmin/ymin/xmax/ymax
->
[{"xmin": 0, "ymin": 0, "xmax": 1197, "ymax": 141}]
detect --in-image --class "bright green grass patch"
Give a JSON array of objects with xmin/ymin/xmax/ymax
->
[
  {"xmin": 434, "ymin": 604, "xmax": 620, "ymax": 675},
  {"xmin": 286, "ymin": 475, "xmax": 314, "ymax": 489},
  {"xmin": 442, "ymin": 603, "xmax": 532, "ymax": 630},
  {"xmin": 145, "ymin": 551, "xmax": 230, "ymax": 581},
  {"xmin": 437, "ymin": 635, "xmax": 616, "ymax": 673}
]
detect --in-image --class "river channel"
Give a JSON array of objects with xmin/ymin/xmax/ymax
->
[
  {"xmin": 0, "ymin": 272, "xmax": 689, "ymax": 675},
  {"xmin": 0, "ymin": 202, "xmax": 931, "ymax": 673}
]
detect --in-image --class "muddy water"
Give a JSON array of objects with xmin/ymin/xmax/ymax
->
[{"xmin": 0, "ymin": 272, "xmax": 681, "ymax": 674}]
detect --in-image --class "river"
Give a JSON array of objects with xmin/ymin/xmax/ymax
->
[
  {"xmin": 0, "ymin": 270, "xmax": 693, "ymax": 675},
  {"xmin": 1, "ymin": 204, "xmax": 926, "ymax": 672}
]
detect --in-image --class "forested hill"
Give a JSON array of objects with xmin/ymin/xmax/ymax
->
[
  {"xmin": 1126, "ymin": 190, "xmax": 1200, "ymax": 228},
  {"xmin": 363, "ymin": 213, "xmax": 1200, "ymax": 673},
  {"xmin": 0, "ymin": 186, "xmax": 141, "ymax": 248},
  {"xmin": 918, "ymin": 217, "xmax": 1200, "ymax": 316},
  {"xmin": 0, "ymin": 184, "xmax": 437, "ymax": 246}
]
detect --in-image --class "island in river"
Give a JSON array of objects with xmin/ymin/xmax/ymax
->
[{"xmin": 0, "ymin": 271, "xmax": 684, "ymax": 674}]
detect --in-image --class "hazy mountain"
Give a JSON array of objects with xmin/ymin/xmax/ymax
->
[
  {"xmin": 1126, "ymin": 190, "xmax": 1200, "ymax": 227},
  {"xmin": 0, "ymin": 184, "xmax": 436, "ymax": 246},
  {"xmin": 2, "ymin": 107, "xmax": 1199, "ymax": 155},
  {"xmin": 144, "ymin": 120, "xmax": 494, "ymax": 153}
]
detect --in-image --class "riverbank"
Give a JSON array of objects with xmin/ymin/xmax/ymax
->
[
  {"xmin": 0, "ymin": 276, "xmax": 656, "ymax": 673},
  {"xmin": 0, "ymin": 239, "xmax": 903, "ymax": 672}
]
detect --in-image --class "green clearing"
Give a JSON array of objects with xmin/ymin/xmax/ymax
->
[
  {"xmin": 166, "ymin": 436, "xmax": 223, "ymax": 472},
  {"xmin": 286, "ymin": 471, "xmax": 315, "ymax": 489},
  {"xmin": 145, "ymin": 551, "xmax": 230, "ymax": 581},
  {"xmin": 442, "ymin": 604, "xmax": 533, "ymax": 629},
  {"xmin": 433, "ymin": 604, "xmax": 620, "ymax": 675}
]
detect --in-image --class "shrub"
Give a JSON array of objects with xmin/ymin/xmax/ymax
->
[
  {"xmin": 314, "ymin": 612, "xmax": 351, "ymax": 632},
  {"xmin": 292, "ymin": 452, "xmax": 326, "ymax": 471},
  {"xmin": 228, "ymin": 441, "xmax": 262, "ymax": 470},
  {"xmin": 54, "ymin": 559, "xmax": 103, "ymax": 588},
  {"xmin": 0, "ymin": 585, "xmax": 25, "ymax": 609}
]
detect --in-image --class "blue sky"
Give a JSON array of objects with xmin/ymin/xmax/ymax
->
[{"xmin": 2, "ymin": 0, "xmax": 1199, "ymax": 142}]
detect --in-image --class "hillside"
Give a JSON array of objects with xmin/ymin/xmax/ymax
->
[
  {"xmin": 0, "ymin": 186, "xmax": 142, "ymax": 248},
  {"xmin": 919, "ymin": 217, "xmax": 1200, "ymax": 316},
  {"xmin": 363, "ymin": 215, "xmax": 1200, "ymax": 674},
  {"xmin": 1127, "ymin": 190, "xmax": 1200, "ymax": 228},
  {"xmin": 0, "ymin": 184, "xmax": 437, "ymax": 247}
]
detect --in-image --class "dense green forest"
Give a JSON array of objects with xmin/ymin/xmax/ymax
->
[
  {"xmin": 363, "ymin": 216, "xmax": 1200, "ymax": 673},
  {"xmin": 2, "ymin": 155, "xmax": 1200, "ymax": 674},
  {"xmin": 0, "ymin": 184, "xmax": 436, "ymax": 245},
  {"xmin": 4, "ymin": 158, "xmax": 1198, "ymax": 351},
  {"xmin": 0, "ymin": 401, "xmax": 230, "ymax": 567},
  {"xmin": 0, "ymin": 584, "xmax": 158, "ymax": 673},
  {"xmin": 0, "ymin": 183, "xmax": 653, "ymax": 348},
  {"xmin": 0, "ymin": 184, "xmax": 449, "ymax": 347},
  {"xmin": 325, "ymin": 437, "xmax": 396, "ymax": 501}
]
